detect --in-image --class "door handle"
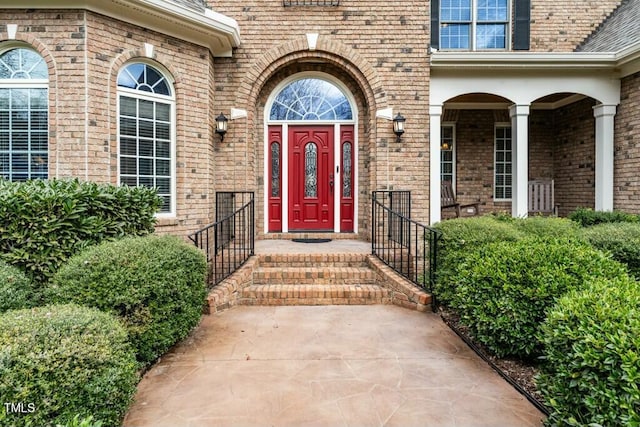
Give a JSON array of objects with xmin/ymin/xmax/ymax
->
[{"xmin": 329, "ymin": 179, "xmax": 334, "ymax": 193}]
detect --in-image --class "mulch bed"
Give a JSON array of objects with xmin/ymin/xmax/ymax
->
[{"xmin": 438, "ymin": 307, "xmax": 549, "ymax": 415}]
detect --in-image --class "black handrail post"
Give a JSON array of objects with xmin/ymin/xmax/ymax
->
[
  {"xmin": 371, "ymin": 190, "xmax": 440, "ymax": 303},
  {"xmin": 188, "ymin": 191, "xmax": 255, "ymax": 288}
]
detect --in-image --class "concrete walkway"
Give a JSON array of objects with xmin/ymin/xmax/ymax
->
[{"xmin": 123, "ymin": 305, "xmax": 545, "ymax": 427}]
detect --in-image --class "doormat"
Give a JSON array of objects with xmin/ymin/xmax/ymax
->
[{"xmin": 291, "ymin": 238, "xmax": 332, "ymax": 243}]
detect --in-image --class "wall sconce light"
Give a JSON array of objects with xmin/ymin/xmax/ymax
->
[
  {"xmin": 393, "ymin": 113, "xmax": 405, "ymax": 142},
  {"xmin": 215, "ymin": 112, "xmax": 228, "ymax": 142}
]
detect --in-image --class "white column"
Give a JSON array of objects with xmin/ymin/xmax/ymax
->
[
  {"xmin": 593, "ymin": 104, "xmax": 616, "ymax": 212},
  {"xmin": 429, "ymin": 105, "xmax": 443, "ymax": 224},
  {"xmin": 509, "ymin": 104, "xmax": 530, "ymax": 218}
]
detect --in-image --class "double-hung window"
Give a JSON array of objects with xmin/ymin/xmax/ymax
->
[
  {"xmin": 117, "ymin": 63, "xmax": 175, "ymax": 215},
  {"xmin": 0, "ymin": 47, "xmax": 48, "ymax": 181},
  {"xmin": 440, "ymin": 0, "xmax": 509, "ymax": 50},
  {"xmin": 494, "ymin": 125, "xmax": 512, "ymax": 200},
  {"xmin": 441, "ymin": 124, "xmax": 455, "ymax": 185}
]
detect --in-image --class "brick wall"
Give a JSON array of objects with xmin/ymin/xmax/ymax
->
[
  {"xmin": 210, "ymin": 0, "xmax": 431, "ymax": 234},
  {"xmin": 530, "ymin": 0, "xmax": 621, "ymax": 51},
  {"xmin": 614, "ymin": 72, "xmax": 640, "ymax": 213},
  {"xmin": 552, "ymin": 98, "xmax": 597, "ymax": 215},
  {"xmin": 1, "ymin": 10, "xmax": 218, "ymax": 236},
  {"xmin": 451, "ymin": 100, "xmax": 598, "ymax": 217}
]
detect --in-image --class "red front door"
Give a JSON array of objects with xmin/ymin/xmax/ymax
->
[{"xmin": 288, "ymin": 126, "xmax": 334, "ymax": 231}]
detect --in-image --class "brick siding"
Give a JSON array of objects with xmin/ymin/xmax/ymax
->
[
  {"xmin": 530, "ymin": 0, "xmax": 621, "ymax": 52},
  {"xmin": 614, "ymin": 72, "xmax": 640, "ymax": 213}
]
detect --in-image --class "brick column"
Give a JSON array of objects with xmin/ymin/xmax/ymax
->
[
  {"xmin": 593, "ymin": 104, "xmax": 617, "ymax": 212},
  {"xmin": 509, "ymin": 104, "xmax": 530, "ymax": 218},
  {"xmin": 429, "ymin": 105, "xmax": 443, "ymax": 224}
]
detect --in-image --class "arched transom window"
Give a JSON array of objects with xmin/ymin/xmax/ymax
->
[
  {"xmin": 270, "ymin": 78, "xmax": 353, "ymax": 121},
  {"xmin": 117, "ymin": 62, "xmax": 174, "ymax": 214},
  {"xmin": 0, "ymin": 48, "xmax": 49, "ymax": 181}
]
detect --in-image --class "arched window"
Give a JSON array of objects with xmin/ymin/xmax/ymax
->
[
  {"xmin": 117, "ymin": 63, "xmax": 174, "ymax": 214},
  {"xmin": 0, "ymin": 47, "xmax": 48, "ymax": 181},
  {"xmin": 269, "ymin": 78, "xmax": 353, "ymax": 121}
]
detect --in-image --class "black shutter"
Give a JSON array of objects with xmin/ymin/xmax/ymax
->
[
  {"xmin": 513, "ymin": 0, "xmax": 530, "ymax": 50},
  {"xmin": 431, "ymin": 0, "xmax": 440, "ymax": 50}
]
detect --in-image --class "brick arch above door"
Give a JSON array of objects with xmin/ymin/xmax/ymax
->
[{"xmin": 233, "ymin": 34, "xmax": 385, "ymax": 126}]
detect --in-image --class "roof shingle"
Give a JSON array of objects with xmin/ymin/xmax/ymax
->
[{"xmin": 576, "ymin": 0, "xmax": 640, "ymax": 52}]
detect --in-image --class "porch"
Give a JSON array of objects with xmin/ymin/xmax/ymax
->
[{"xmin": 429, "ymin": 52, "xmax": 621, "ymax": 223}]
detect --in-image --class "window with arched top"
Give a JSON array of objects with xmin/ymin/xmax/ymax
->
[
  {"xmin": 0, "ymin": 47, "xmax": 49, "ymax": 181},
  {"xmin": 269, "ymin": 78, "xmax": 353, "ymax": 121},
  {"xmin": 117, "ymin": 63, "xmax": 174, "ymax": 214}
]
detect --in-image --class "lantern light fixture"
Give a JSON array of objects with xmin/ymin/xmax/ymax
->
[
  {"xmin": 393, "ymin": 112, "xmax": 406, "ymax": 142},
  {"xmin": 215, "ymin": 112, "xmax": 228, "ymax": 142}
]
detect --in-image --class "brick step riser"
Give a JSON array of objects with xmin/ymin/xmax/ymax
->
[
  {"xmin": 257, "ymin": 261, "xmax": 368, "ymax": 268},
  {"xmin": 253, "ymin": 274, "xmax": 376, "ymax": 285},
  {"xmin": 241, "ymin": 284, "xmax": 391, "ymax": 305},
  {"xmin": 257, "ymin": 255, "xmax": 367, "ymax": 266},
  {"xmin": 253, "ymin": 278, "xmax": 376, "ymax": 285},
  {"xmin": 240, "ymin": 298, "xmax": 392, "ymax": 306}
]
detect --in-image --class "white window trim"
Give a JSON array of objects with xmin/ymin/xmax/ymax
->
[
  {"xmin": 493, "ymin": 122, "xmax": 512, "ymax": 201},
  {"xmin": 440, "ymin": 122, "xmax": 456, "ymax": 188},
  {"xmin": 441, "ymin": 0, "xmax": 512, "ymax": 51},
  {"xmin": 0, "ymin": 46, "xmax": 49, "ymax": 182},
  {"xmin": 116, "ymin": 70, "xmax": 176, "ymax": 218}
]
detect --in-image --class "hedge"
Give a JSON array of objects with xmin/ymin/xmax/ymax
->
[
  {"xmin": 538, "ymin": 276, "xmax": 640, "ymax": 426},
  {"xmin": 432, "ymin": 216, "xmax": 526, "ymax": 304},
  {"xmin": 0, "ymin": 305, "xmax": 138, "ymax": 427},
  {"xmin": 581, "ymin": 222, "xmax": 640, "ymax": 279},
  {"xmin": 449, "ymin": 237, "xmax": 628, "ymax": 359},
  {"xmin": 0, "ymin": 178, "xmax": 161, "ymax": 284},
  {"xmin": 569, "ymin": 207, "xmax": 639, "ymax": 227},
  {"xmin": 0, "ymin": 260, "xmax": 37, "ymax": 313},
  {"xmin": 47, "ymin": 235, "xmax": 207, "ymax": 366}
]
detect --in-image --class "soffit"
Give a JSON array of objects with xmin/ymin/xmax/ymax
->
[{"xmin": 1, "ymin": 0, "xmax": 241, "ymax": 57}]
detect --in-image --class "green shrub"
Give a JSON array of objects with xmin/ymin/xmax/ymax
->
[
  {"xmin": 432, "ymin": 216, "xmax": 526, "ymax": 304},
  {"xmin": 569, "ymin": 207, "xmax": 639, "ymax": 227},
  {"xmin": 510, "ymin": 216, "xmax": 582, "ymax": 239},
  {"xmin": 47, "ymin": 235, "xmax": 207, "ymax": 366},
  {"xmin": 582, "ymin": 222, "xmax": 640, "ymax": 279},
  {"xmin": 537, "ymin": 276, "xmax": 640, "ymax": 426},
  {"xmin": 0, "ymin": 178, "xmax": 161, "ymax": 283},
  {"xmin": 0, "ymin": 305, "xmax": 138, "ymax": 427},
  {"xmin": 449, "ymin": 237, "xmax": 628, "ymax": 359},
  {"xmin": 0, "ymin": 260, "xmax": 38, "ymax": 312},
  {"xmin": 57, "ymin": 415, "xmax": 103, "ymax": 427}
]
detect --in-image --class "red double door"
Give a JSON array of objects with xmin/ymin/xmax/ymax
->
[{"xmin": 268, "ymin": 125, "xmax": 354, "ymax": 232}]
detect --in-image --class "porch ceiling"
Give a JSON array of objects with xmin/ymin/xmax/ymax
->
[{"xmin": 445, "ymin": 92, "xmax": 587, "ymax": 110}]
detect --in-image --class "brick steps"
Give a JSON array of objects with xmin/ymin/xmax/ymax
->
[{"xmin": 205, "ymin": 244, "xmax": 433, "ymax": 313}]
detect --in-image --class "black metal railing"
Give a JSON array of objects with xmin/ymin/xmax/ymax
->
[
  {"xmin": 188, "ymin": 192, "xmax": 254, "ymax": 287},
  {"xmin": 372, "ymin": 191, "xmax": 441, "ymax": 309}
]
